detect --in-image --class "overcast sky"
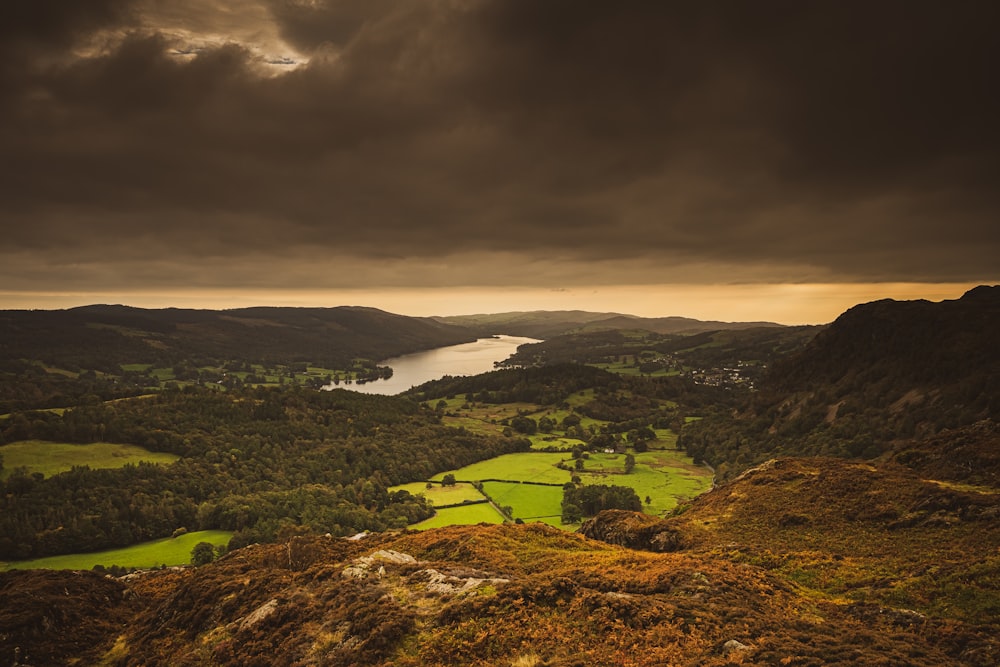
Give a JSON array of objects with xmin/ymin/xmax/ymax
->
[{"xmin": 1, "ymin": 1, "xmax": 997, "ymax": 322}]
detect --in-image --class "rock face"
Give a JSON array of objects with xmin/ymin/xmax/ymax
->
[{"xmin": 578, "ymin": 509, "xmax": 685, "ymax": 552}]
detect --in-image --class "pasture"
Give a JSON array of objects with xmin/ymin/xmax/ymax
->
[
  {"xmin": 425, "ymin": 447, "xmax": 713, "ymax": 526},
  {"xmin": 528, "ymin": 434, "xmax": 587, "ymax": 450},
  {"xmin": 580, "ymin": 451, "xmax": 713, "ymax": 516},
  {"xmin": 409, "ymin": 503, "xmax": 506, "ymax": 530},
  {"xmin": 2, "ymin": 530, "xmax": 233, "ymax": 571},
  {"xmin": 431, "ymin": 452, "xmax": 571, "ymax": 485},
  {"xmin": 390, "ymin": 481, "xmax": 486, "ymax": 506},
  {"xmin": 0, "ymin": 440, "xmax": 179, "ymax": 480},
  {"xmin": 481, "ymin": 482, "xmax": 564, "ymax": 526}
]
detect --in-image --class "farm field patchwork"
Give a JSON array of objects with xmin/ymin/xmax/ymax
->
[
  {"xmin": 423, "ymin": 448, "xmax": 713, "ymax": 527},
  {"xmin": 0, "ymin": 440, "xmax": 180, "ymax": 480},
  {"xmin": 1, "ymin": 530, "xmax": 233, "ymax": 571}
]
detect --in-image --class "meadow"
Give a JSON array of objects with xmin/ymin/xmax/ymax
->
[
  {"xmin": 481, "ymin": 482, "xmax": 564, "ymax": 526},
  {"xmin": 408, "ymin": 503, "xmax": 505, "ymax": 530},
  {"xmin": 2, "ymin": 530, "xmax": 233, "ymax": 571},
  {"xmin": 0, "ymin": 440, "xmax": 179, "ymax": 480},
  {"xmin": 579, "ymin": 451, "xmax": 713, "ymax": 516},
  {"xmin": 418, "ymin": 447, "xmax": 713, "ymax": 527},
  {"xmin": 390, "ymin": 481, "xmax": 485, "ymax": 506},
  {"xmin": 430, "ymin": 452, "xmax": 571, "ymax": 485}
]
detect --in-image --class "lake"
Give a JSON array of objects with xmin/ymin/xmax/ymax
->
[{"xmin": 322, "ymin": 335, "xmax": 539, "ymax": 395}]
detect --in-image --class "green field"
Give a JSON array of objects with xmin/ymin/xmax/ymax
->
[
  {"xmin": 580, "ymin": 451, "xmax": 712, "ymax": 516},
  {"xmin": 424, "ymin": 448, "xmax": 713, "ymax": 527},
  {"xmin": 481, "ymin": 482, "xmax": 564, "ymax": 526},
  {"xmin": 652, "ymin": 428, "xmax": 679, "ymax": 448},
  {"xmin": 0, "ymin": 440, "xmax": 180, "ymax": 480},
  {"xmin": 409, "ymin": 503, "xmax": 506, "ymax": 530},
  {"xmin": 390, "ymin": 481, "xmax": 486, "ymax": 506},
  {"xmin": 431, "ymin": 452, "xmax": 571, "ymax": 485},
  {"xmin": 1, "ymin": 530, "xmax": 233, "ymax": 571},
  {"xmin": 528, "ymin": 434, "xmax": 587, "ymax": 450}
]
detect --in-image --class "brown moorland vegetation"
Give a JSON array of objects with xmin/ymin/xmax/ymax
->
[{"xmin": 2, "ymin": 456, "xmax": 997, "ymax": 666}]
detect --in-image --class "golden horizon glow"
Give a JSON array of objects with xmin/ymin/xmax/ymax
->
[{"xmin": 0, "ymin": 282, "xmax": 987, "ymax": 326}]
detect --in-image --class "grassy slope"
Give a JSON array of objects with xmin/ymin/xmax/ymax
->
[
  {"xmin": 580, "ymin": 451, "xmax": 713, "ymax": 516},
  {"xmin": 391, "ymin": 482, "xmax": 486, "ymax": 506},
  {"xmin": 408, "ymin": 503, "xmax": 506, "ymax": 529},
  {"xmin": 2, "ymin": 530, "xmax": 233, "ymax": 571},
  {"xmin": 481, "ymin": 482, "xmax": 564, "ymax": 525},
  {"xmin": 430, "ymin": 452, "xmax": 570, "ymax": 485},
  {"xmin": 0, "ymin": 440, "xmax": 179, "ymax": 480}
]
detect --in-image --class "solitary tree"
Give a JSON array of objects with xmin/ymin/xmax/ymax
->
[
  {"xmin": 442, "ymin": 473, "xmax": 457, "ymax": 486},
  {"xmin": 191, "ymin": 542, "xmax": 216, "ymax": 566},
  {"xmin": 624, "ymin": 453, "xmax": 636, "ymax": 474}
]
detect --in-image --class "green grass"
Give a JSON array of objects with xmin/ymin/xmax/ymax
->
[
  {"xmin": 579, "ymin": 450, "xmax": 713, "ymax": 517},
  {"xmin": 409, "ymin": 503, "xmax": 506, "ymax": 530},
  {"xmin": 422, "ymin": 447, "xmax": 713, "ymax": 528},
  {"xmin": 1, "ymin": 530, "xmax": 233, "ymax": 571},
  {"xmin": 528, "ymin": 434, "xmax": 587, "ymax": 450},
  {"xmin": 652, "ymin": 429, "xmax": 679, "ymax": 448},
  {"xmin": 432, "ymin": 452, "xmax": 571, "ymax": 485},
  {"xmin": 564, "ymin": 389, "xmax": 595, "ymax": 407},
  {"xmin": 0, "ymin": 440, "xmax": 179, "ymax": 480},
  {"xmin": 390, "ymin": 481, "xmax": 486, "ymax": 506},
  {"xmin": 481, "ymin": 482, "xmax": 564, "ymax": 526}
]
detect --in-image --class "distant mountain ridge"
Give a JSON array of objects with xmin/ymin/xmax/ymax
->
[
  {"xmin": 0, "ymin": 305, "xmax": 476, "ymax": 371},
  {"xmin": 433, "ymin": 310, "xmax": 783, "ymax": 338}
]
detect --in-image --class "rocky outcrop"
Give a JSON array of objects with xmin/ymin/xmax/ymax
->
[{"xmin": 577, "ymin": 509, "xmax": 685, "ymax": 552}]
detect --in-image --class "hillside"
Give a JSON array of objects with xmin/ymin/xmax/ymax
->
[
  {"xmin": 680, "ymin": 286, "xmax": 1000, "ymax": 479},
  {"xmin": 0, "ymin": 305, "xmax": 477, "ymax": 412},
  {"xmin": 2, "ymin": 457, "xmax": 997, "ymax": 666},
  {"xmin": 433, "ymin": 310, "xmax": 782, "ymax": 339},
  {"xmin": 0, "ymin": 305, "xmax": 475, "ymax": 372}
]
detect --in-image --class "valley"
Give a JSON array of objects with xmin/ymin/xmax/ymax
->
[{"xmin": 0, "ymin": 288, "xmax": 997, "ymax": 665}]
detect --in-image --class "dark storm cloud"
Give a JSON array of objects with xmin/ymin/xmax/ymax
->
[{"xmin": 1, "ymin": 0, "xmax": 998, "ymax": 291}]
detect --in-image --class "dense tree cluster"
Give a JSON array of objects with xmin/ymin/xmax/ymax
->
[
  {"xmin": 0, "ymin": 386, "xmax": 528, "ymax": 559},
  {"xmin": 408, "ymin": 364, "xmax": 616, "ymax": 405},
  {"xmin": 561, "ymin": 484, "xmax": 642, "ymax": 522}
]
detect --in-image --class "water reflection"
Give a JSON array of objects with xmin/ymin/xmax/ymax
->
[{"xmin": 322, "ymin": 335, "xmax": 538, "ymax": 395}]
